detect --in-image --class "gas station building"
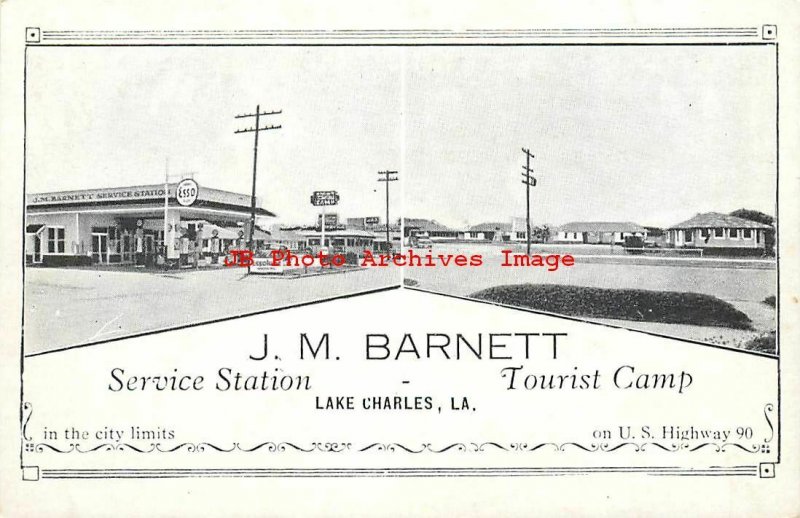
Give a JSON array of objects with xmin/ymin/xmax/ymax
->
[{"xmin": 25, "ymin": 183, "xmax": 275, "ymax": 267}]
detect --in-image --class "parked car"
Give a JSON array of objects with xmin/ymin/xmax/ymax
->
[{"xmin": 410, "ymin": 234, "xmax": 433, "ymax": 249}]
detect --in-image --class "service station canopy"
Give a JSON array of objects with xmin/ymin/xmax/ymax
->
[{"xmin": 27, "ymin": 183, "xmax": 275, "ymax": 217}]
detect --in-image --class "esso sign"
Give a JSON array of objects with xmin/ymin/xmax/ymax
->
[{"xmin": 176, "ymin": 179, "xmax": 199, "ymax": 207}]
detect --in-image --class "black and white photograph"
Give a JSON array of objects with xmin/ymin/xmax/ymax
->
[
  {"xmin": 24, "ymin": 47, "xmax": 404, "ymax": 355},
  {"xmin": 400, "ymin": 45, "xmax": 777, "ymax": 355},
  {"xmin": 2, "ymin": 2, "xmax": 799, "ymax": 516}
]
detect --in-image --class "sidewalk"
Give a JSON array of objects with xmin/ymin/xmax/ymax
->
[{"xmin": 571, "ymin": 254, "xmax": 776, "ymax": 270}]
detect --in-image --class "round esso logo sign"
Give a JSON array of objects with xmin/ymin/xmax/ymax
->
[{"xmin": 176, "ymin": 179, "xmax": 199, "ymax": 207}]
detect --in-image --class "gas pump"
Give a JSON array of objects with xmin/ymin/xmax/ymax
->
[
  {"xmin": 210, "ymin": 229, "xmax": 221, "ymax": 265},
  {"xmin": 165, "ymin": 216, "xmax": 181, "ymax": 269},
  {"xmin": 134, "ymin": 221, "xmax": 145, "ymax": 267},
  {"xmin": 194, "ymin": 222, "xmax": 204, "ymax": 268},
  {"xmin": 180, "ymin": 237, "xmax": 189, "ymax": 267}
]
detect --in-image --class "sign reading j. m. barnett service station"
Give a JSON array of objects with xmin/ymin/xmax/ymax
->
[
  {"xmin": 28, "ymin": 182, "xmax": 202, "ymax": 207},
  {"xmin": 21, "ymin": 289, "xmax": 778, "ymax": 478},
  {"xmin": 28, "ymin": 186, "xmax": 172, "ymax": 205}
]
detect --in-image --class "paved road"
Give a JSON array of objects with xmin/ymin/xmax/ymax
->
[
  {"xmin": 23, "ymin": 266, "xmax": 399, "ymax": 355},
  {"xmin": 23, "ymin": 244, "xmax": 777, "ymax": 354},
  {"xmin": 407, "ymin": 244, "xmax": 775, "ymax": 301},
  {"xmin": 406, "ymin": 243, "xmax": 777, "ymax": 348}
]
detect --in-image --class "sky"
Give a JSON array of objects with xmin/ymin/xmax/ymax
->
[
  {"xmin": 26, "ymin": 46, "xmax": 404, "ymax": 226},
  {"xmin": 27, "ymin": 45, "xmax": 776, "ymax": 228}
]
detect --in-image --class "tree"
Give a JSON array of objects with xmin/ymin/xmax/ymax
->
[
  {"xmin": 730, "ymin": 208, "xmax": 774, "ymax": 226},
  {"xmin": 530, "ymin": 224, "xmax": 551, "ymax": 243},
  {"xmin": 730, "ymin": 208, "xmax": 775, "ymax": 255}
]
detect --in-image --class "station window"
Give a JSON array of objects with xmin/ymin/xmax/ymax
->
[
  {"xmin": 684, "ymin": 230, "xmax": 693, "ymax": 242},
  {"xmin": 714, "ymin": 228, "xmax": 724, "ymax": 238},
  {"xmin": 699, "ymin": 229, "xmax": 707, "ymax": 238},
  {"xmin": 743, "ymin": 229, "xmax": 752, "ymax": 239},
  {"xmin": 47, "ymin": 227, "xmax": 65, "ymax": 254},
  {"xmin": 729, "ymin": 229, "xmax": 740, "ymax": 239}
]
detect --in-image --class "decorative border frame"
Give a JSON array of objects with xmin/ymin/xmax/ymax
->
[
  {"xmin": 19, "ymin": 25, "xmax": 782, "ymax": 480},
  {"xmin": 21, "ymin": 402, "xmax": 776, "ymax": 456}
]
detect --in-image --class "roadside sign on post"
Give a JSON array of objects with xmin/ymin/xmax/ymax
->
[
  {"xmin": 310, "ymin": 191, "xmax": 339, "ymax": 255},
  {"xmin": 317, "ymin": 213, "xmax": 339, "ymax": 229},
  {"xmin": 310, "ymin": 191, "xmax": 339, "ymax": 207}
]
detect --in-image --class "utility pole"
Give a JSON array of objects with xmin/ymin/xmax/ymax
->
[
  {"xmin": 377, "ymin": 170, "xmax": 398, "ymax": 252},
  {"xmin": 521, "ymin": 148, "xmax": 536, "ymax": 256},
  {"xmin": 235, "ymin": 105, "xmax": 281, "ymax": 271},
  {"xmin": 320, "ymin": 204, "xmax": 327, "ymax": 252}
]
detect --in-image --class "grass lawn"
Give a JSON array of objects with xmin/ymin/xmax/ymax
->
[
  {"xmin": 470, "ymin": 284, "xmax": 754, "ymax": 330},
  {"xmin": 744, "ymin": 331, "xmax": 777, "ymax": 354}
]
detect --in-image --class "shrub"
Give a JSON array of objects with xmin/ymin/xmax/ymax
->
[
  {"xmin": 470, "ymin": 284, "xmax": 753, "ymax": 330},
  {"xmin": 699, "ymin": 247, "xmax": 770, "ymax": 258},
  {"xmin": 345, "ymin": 251, "xmax": 359, "ymax": 265},
  {"xmin": 41, "ymin": 255, "xmax": 93, "ymax": 267},
  {"xmin": 744, "ymin": 331, "xmax": 776, "ymax": 355}
]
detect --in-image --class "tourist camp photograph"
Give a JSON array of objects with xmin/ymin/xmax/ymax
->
[{"xmin": 400, "ymin": 45, "xmax": 777, "ymax": 355}]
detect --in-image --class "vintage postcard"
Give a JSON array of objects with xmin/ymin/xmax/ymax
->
[{"xmin": 1, "ymin": 1, "xmax": 798, "ymax": 516}]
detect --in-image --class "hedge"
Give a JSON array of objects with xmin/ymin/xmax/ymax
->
[
  {"xmin": 41, "ymin": 255, "xmax": 93, "ymax": 267},
  {"xmin": 470, "ymin": 284, "xmax": 753, "ymax": 330}
]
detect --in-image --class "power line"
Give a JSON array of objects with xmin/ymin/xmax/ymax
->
[
  {"xmin": 234, "ymin": 109, "xmax": 282, "ymax": 120},
  {"xmin": 377, "ymin": 170, "xmax": 398, "ymax": 252}
]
